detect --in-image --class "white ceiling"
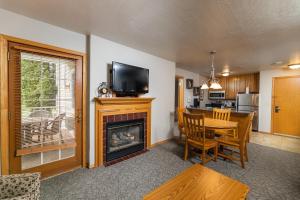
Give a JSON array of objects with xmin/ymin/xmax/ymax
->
[{"xmin": 1, "ymin": 0, "xmax": 300, "ymax": 75}]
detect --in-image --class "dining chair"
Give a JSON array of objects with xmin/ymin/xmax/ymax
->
[
  {"xmin": 216, "ymin": 112, "xmax": 254, "ymax": 168},
  {"xmin": 213, "ymin": 108, "xmax": 231, "ymax": 121},
  {"xmin": 177, "ymin": 107, "xmax": 186, "ymax": 140},
  {"xmin": 183, "ymin": 112, "xmax": 218, "ymax": 165},
  {"xmin": 212, "ymin": 108, "xmax": 237, "ymax": 138}
]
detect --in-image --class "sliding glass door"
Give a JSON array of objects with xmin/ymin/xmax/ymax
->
[{"xmin": 8, "ymin": 42, "xmax": 83, "ymax": 177}]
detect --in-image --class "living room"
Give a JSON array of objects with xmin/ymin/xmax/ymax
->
[{"xmin": 0, "ymin": 1, "xmax": 300, "ymax": 200}]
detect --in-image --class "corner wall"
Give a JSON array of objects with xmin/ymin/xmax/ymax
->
[
  {"xmin": 259, "ymin": 68, "xmax": 300, "ymax": 133},
  {"xmin": 175, "ymin": 68, "xmax": 208, "ymax": 108},
  {"xmin": 89, "ymin": 35, "xmax": 176, "ymax": 165}
]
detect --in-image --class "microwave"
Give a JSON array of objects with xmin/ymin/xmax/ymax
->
[{"xmin": 209, "ymin": 91, "xmax": 226, "ymax": 99}]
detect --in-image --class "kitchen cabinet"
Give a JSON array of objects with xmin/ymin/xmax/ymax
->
[
  {"xmin": 248, "ymin": 73, "xmax": 259, "ymax": 93},
  {"xmin": 237, "ymin": 74, "xmax": 247, "ymax": 93},
  {"xmin": 216, "ymin": 76, "xmax": 226, "ymax": 91},
  {"xmin": 211, "ymin": 72, "xmax": 259, "ymax": 100},
  {"xmin": 226, "ymin": 75, "xmax": 238, "ymax": 99}
]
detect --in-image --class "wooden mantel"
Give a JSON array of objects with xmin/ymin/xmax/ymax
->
[{"xmin": 94, "ymin": 97, "xmax": 155, "ymax": 167}]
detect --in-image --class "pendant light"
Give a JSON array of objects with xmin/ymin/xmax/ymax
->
[{"xmin": 201, "ymin": 51, "xmax": 222, "ymax": 90}]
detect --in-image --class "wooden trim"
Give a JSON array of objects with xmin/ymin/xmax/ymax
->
[
  {"xmin": 0, "ymin": 35, "xmax": 9, "ymax": 175},
  {"xmin": 271, "ymin": 77, "xmax": 275, "ymax": 134},
  {"xmin": 175, "ymin": 76, "xmax": 184, "ymax": 109},
  {"xmin": 273, "ymin": 132, "xmax": 300, "ymax": 139},
  {"xmin": 95, "ymin": 97, "xmax": 155, "ymax": 105},
  {"xmin": 150, "ymin": 138, "xmax": 173, "ymax": 148},
  {"xmin": 175, "ymin": 75, "xmax": 184, "ymax": 79},
  {"xmin": 16, "ymin": 142, "xmax": 77, "ymax": 156},
  {"xmin": 12, "ymin": 45, "xmax": 82, "ymax": 60},
  {"xmin": 81, "ymin": 54, "xmax": 87, "ymax": 168},
  {"xmin": 1, "ymin": 34, "xmax": 85, "ymax": 56}
]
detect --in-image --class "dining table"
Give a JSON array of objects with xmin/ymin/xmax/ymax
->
[
  {"xmin": 204, "ymin": 117, "xmax": 238, "ymax": 138},
  {"xmin": 204, "ymin": 117, "xmax": 238, "ymax": 129}
]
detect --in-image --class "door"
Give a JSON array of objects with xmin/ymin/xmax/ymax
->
[
  {"xmin": 8, "ymin": 42, "xmax": 83, "ymax": 177},
  {"xmin": 272, "ymin": 76, "xmax": 300, "ymax": 137}
]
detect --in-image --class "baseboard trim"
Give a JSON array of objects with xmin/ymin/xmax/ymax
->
[
  {"xmin": 88, "ymin": 163, "xmax": 96, "ymax": 169},
  {"xmin": 273, "ymin": 133, "xmax": 300, "ymax": 139},
  {"xmin": 150, "ymin": 138, "xmax": 174, "ymax": 148}
]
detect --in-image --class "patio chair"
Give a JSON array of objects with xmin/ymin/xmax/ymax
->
[{"xmin": 43, "ymin": 113, "xmax": 66, "ymax": 143}]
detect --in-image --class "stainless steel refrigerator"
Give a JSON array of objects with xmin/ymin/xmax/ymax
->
[{"xmin": 236, "ymin": 93, "xmax": 259, "ymax": 131}]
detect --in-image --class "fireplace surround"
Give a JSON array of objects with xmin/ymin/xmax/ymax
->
[
  {"xmin": 103, "ymin": 113, "xmax": 146, "ymax": 165},
  {"xmin": 94, "ymin": 97, "xmax": 154, "ymax": 167}
]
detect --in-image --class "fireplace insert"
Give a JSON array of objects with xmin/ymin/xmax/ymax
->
[{"xmin": 106, "ymin": 118, "xmax": 145, "ymax": 162}]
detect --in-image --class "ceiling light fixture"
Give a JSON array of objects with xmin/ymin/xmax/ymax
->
[
  {"xmin": 288, "ymin": 63, "xmax": 300, "ymax": 69},
  {"xmin": 221, "ymin": 72, "xmax": 230, "ymax": 77},
  {"xmin": 201, "ymin": 51, "xmax": 222, "ymax": 90}
]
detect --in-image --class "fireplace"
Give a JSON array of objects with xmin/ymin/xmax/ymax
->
[
  {"xmin": 106, "ymin": 118, "xmax": 144, "ymax": 162},
  {"xmin": 103, "ymin": 112, "xmax": 147, "ymax": 165}
]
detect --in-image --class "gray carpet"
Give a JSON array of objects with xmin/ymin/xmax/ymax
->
[{"xmin": 41, "ymin": 142, "xmax": 300, "ymax": 200}]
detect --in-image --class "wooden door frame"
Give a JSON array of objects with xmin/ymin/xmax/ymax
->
[
  {"xmin": 271, "ymin": 75, "xmax": 300, "ymax": 136},
  {"xmin": 175, "ymin": 75, "xmax": 184, "ymax": 110},
  {"xmin": 0, "ymin": 34, "xmax": 87, "ymax": 175}
]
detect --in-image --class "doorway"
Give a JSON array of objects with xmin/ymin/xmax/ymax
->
[
  {"xmin": 272, "ymin": 76, "xmax": 300, "ymax": 137},
  {"xmin": 7, "ymin": 40, "xmax": 85, "ymax": 177},
  {"xmin": 175, "ymin": 76, "xmax": 184, "ymax": 121}
]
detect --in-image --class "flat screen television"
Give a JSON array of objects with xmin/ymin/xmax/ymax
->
[{"xmin": 111, "ymin": 61, "xmax": 149, "ymax": 96}]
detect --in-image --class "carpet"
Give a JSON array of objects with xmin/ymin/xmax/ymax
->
[{"xmin": 41, "ymin": 141, "xmax": 300, "ymax": 200}]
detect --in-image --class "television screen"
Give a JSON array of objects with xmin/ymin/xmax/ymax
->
[{"xmin": 112, "ymin": 61, "xmax": 149, "ymax": 96}]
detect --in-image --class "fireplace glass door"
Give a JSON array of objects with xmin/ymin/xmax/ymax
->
[{"xmin": 106, "ymin": 119, "xmax": 144, "ymax": 162}]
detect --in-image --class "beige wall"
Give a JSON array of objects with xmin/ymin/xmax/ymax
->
[{"xmin": 259, "ymin": 68, "xmax": 300, "ymax": 133}]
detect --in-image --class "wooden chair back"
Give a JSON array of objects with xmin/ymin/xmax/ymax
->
[
  {"xmin": 183, "ymin": 112, "xmax": 205, "ymax": 143},
  {"xmin": 239, "ymin": 112, "xmax": 254, "ymax": 147},
  {"xmin": 213, "ymin": 108, "xmax": 231, "ymax": 121}
]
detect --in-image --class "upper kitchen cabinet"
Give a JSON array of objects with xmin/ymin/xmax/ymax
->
[
  {"xmin": 237, "ymin": 74, "xmax": 247, "ymax": 93},
  {"xmin": 209, "ymin": 73, "xmax": 259, "ymax": 99},
  {"xmin": 248, "ymin": 73, "xmax": 260, "ymax": 93},
  {"xmin": 226, "ymin": 75, "xmax": 238, "ymax": 99}
]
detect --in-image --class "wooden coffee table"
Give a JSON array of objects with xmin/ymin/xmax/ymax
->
[{"xmin": 144, "ymin": 164, "xmax": 249, "ymax": 200}]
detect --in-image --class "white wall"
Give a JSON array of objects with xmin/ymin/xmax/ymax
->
[
  {"xmin": 89, "ymin": 35, "xmax": 176, "ymax": 165},
  {"xmin": 259, "ymin": 68, "xmax": 300, "ymax": 133},
  {"xmin": 175, "ymin": 68, "xmax": 208, "ymax": 108},
  {"xmin": 0, "ymin": 8, "xmax": 86, "ymax": 52}
]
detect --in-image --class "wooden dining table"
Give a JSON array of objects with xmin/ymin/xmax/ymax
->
[
  {"xmin": 204, "ymin": 117, "xmax": 238, "ymax": 130},
  {"xmin": 204, "ymin": 117, "xmax": 238, "ymax": 138}
]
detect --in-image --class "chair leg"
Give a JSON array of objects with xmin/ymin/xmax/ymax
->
[
  {"xmin": 240, "ymin": 148, "xmax": 245, "ymax": 168},
  {"xmin": 214, "ymin": 146, "xmax": 218, "ymax": 162},
  {"xmin": 184, "ymin": 142, "xmax": 189, "ymax": 161},
  {"xmin": 201, "ymin": 149, "xmax": 206, "ymax": 165},
  {"xmin": 244, "ymin": 145, "xmax": 248, "ymax": 162}
]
